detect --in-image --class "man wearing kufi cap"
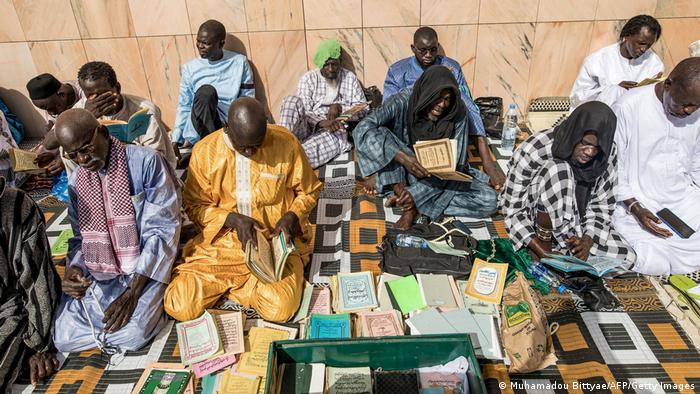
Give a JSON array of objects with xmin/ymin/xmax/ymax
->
[{"xmin": 279, "ymin": 38, "xmax": 368, "ymax": 168}]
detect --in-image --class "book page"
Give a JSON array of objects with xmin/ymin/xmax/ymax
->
[
  {"xmin": 220, "ymin": 372, "xmax": 260, "ymax": 394},
  {"xmin": 413, "ymin": 139, "xmax": 455, "ymax": 172},
  {"xmin": 9, "ymin": 148, "xmax": 44, "ymax": 174},
  {"xmin": 237, "ymin": 327, "xmax": 288, "ymax": 377},
  {"xmin": 176, "ymin": 312, "xmax": 220, "ymax": 364},
  {"xmin": 308, "ymin": 287, "xmax": 332, "ymax": 315},
  {"xmin": 209, "ymin": 310, "xmax": 245, "ymax": 355}
]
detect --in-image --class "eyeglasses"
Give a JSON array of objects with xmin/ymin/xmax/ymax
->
[{"xmin": 63, "ymin": 125, "xmax": 100, "ymax": 161}]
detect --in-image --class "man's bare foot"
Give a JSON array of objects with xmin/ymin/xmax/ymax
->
[
  {"xmin": 359, "ymin": 176, "xmax": 376, "ymax": 195},
  {"xmin": 395, "ymin": 207, "xmax": 419, "ymax": 230}
]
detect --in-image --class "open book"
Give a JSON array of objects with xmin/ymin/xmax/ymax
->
[
  {"xmin": 541, "ymin": 254, "xmax": 627, "ymax": 277},
  {"xmin": 176, "ymin": 310, "xmax": 245, "ymax": 366},
  {"xmin": 413, "ymin": 138, "xmax": 472, "ymax": 182},
  {"xmin": 9, "ymin": 148, "xmax": 45, "ymax": 174},
  {"xmin": 635, "ymin": 76, "xmax": 665, "ymax": 87},
  {"xmin": 336, "ymin": 102, "xmax": 371, "ymax": 122},
  {"xmin": 245, "ymin": 230, "xmax": 295, "ymax": 284},
  {"xmin": 99, "ymin": 108, "xmax": 151, "ymax": 143}
]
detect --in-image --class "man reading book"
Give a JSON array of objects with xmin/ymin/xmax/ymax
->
[
  {"xmin": 354, "ymin": 66, "xmax": 497, "ymax": 230},
  {"xmin": 0, "ymin": 177, "xmax": 61, "ymax": 389},
  {"xmin": 52, "ymin": 108, "xmax": 181, "ymax": 352},
  {"xmin": 612, "ymin": 57, "xmax": 700, "ymax": 275},
  {"xmin": 71, "ymin": 61, "xmax": 177, "ymax": 172},
  {"xmin": 279, "ymin": 38, "xmax": 368, "ymax": 168},
  {"xmin": 165, "ymin": 97, "xmax": 322, "ymax": 323}
]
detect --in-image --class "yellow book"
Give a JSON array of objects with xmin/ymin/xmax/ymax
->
[
  {"xmin": 413, "ymin": 138, "xmax": 472, "ymax": 182},
  {"xmin": 245, "ymin": 230, "xmax": 295, "ymax": 284},
  {"xmin": 464, "ymin": 258, "xmax": 508, "ymax": 305},
  {"xmin": 219, "ymin": 371, "xmax": 260, "ymax": 394},
  {"xmin": 9, "ymin": 148, "xmax": 45, "ymax": 174},
  {"xmin": 236, "ymin": 327, "xmax": 288, "ymax": 377}
]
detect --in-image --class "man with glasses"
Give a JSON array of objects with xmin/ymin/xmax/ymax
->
[
  {"xmin": 279, "ymin": 38, "xmax": 368, "ymax": 168},
  {"xmin": 51, "ymin": 108, "xmax": 181, "ymax": 352},
  {"xmin": 381, "ymin": 26, "xmax": 505, "ymax": 192},
  {"xmin": 164, "ymin": 97, "xmax": 322, "ymax": 323}
]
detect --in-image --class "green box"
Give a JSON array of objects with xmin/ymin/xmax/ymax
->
[{"xmin": 264, "ymin": 334, "xmax": 486, "ymax": 393}]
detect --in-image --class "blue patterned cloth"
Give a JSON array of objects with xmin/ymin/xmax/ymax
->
[{"xmin": 384, "ymin": 56, "xmax": 486, "ymax": 137}]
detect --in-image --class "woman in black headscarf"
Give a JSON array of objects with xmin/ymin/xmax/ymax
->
[
  {"xmin": 501, "ymin": 101, "xmax": 634, "ymax": 262},
  {"xmin": 354, "ymin": 66, "xmax": 497, "ymax": 229}
]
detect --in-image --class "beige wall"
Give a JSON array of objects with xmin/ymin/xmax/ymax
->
[{"xmin": 1, "ymin": 0, "xmax": 699, "ymax": 138}]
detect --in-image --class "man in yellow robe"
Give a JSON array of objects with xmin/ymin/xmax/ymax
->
[{"xmin": 164, "ymin": 97, "xmax": 323, "ymax": 322}]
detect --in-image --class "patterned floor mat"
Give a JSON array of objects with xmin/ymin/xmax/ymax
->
[{"xmin": 14, "ymin": 142, "xmax": 700, "ymax": 393}]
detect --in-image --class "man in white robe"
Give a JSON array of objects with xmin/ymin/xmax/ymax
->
[
  {"xmin": 612, "ymin": 57, "xmax": 700, "ymax": 275},
  {"xmin": 570, "ymin": 15, "xmax": 664, "ymax": 109}
]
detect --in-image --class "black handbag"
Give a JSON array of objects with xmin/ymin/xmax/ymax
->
[
  {"xmin": 474, "ymin": 96, "xmax": 503, "ymax": 139},
  {"xmin": 379, "ymin": 220, "xmax": 476, "ymax": 280}
]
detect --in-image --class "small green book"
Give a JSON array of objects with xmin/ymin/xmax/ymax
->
[
  {"xmin": 139, "ymin": 369, "xmax": 191, "ymax": 394},
  {"xmin": 51, "ymin": 229, "xmax": 73, "ymax": 257},
  {"xmin": 386, "ymin": 275, "xmax": 427, "ymax": 314}
]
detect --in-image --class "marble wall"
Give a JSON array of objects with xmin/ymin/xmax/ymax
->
[{"xmin": 1, "ymin": 0, "xmax": 699, "ymax": 137}]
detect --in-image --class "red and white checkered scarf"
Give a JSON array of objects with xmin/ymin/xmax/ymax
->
[{"xmin": 75, "ymin": 136, "xmax": 139, "ymax": 275}]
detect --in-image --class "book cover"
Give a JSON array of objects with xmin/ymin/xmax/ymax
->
[
  {"xmin": 417, "ymin": 274, "xmax": 458, "ymax": 308},
  {"xmin": 307, "ymin": 313, "xmax": 351, "ymax": 339},
  {"xmin": 51, "ymin": 228, "xmax": 73, "ymax": 257},
  {"xmin": 309, "ymin": 363, "xmax": 325, "ymax": 394},
  {"xmin": 386, "ymin": 275, "xmax": 427, "ymax": 314},
  {"xmin": 457, "ymin": 280, "xmax": 498, "ymax": 316},
  {"xmin": 308, "ymin": 287, "xmax": 332, "ymax": 315},
  {"xmin": 373, "ymin": 369, "xmax": 420, "ymax": 393},
  {"xmin": 405, "ymin": 307, "xmax": 457, "ymax": 335},
  {"xmin": 237, "ymin": 327, "xmax": 289, "ymax": 377},
  {"xmin": 176, "ymin": 311, "xmax": 222, "ymax": 365},
  {"xmin": 278, "ymin": 363, "xmax": 313, "ymax": 394},
  {"xmin": 336, "ymin": 271, "xmax": 378, "ymax": 312},
  {"xmin": 292, "ymin": 283, "xmax": 314, "ymax": 323},
  {"xmin": 464, "ymin": 258, "xmax": 508, "ymax": 305},
  {"xmin": 133, "ymin": 363, "xmax": 193, "ymax": 394},
  {"xmin": 101, "ymin": 107, "xmax": 151, "ymax": 143},
  {"xmin": 448, "ymin": 276, "xmax": 466, "ymax": 309},
  {"xmin": 219, "ymin": 371, "xmax": 260, "ymax": 394},
  {"xmin": 258, "ymin": 320, "xmax": 298, "ymax": 340},
  {"xmin": 138, "ymin": 369, "xmax": 191, "ymax": 394},
  {"xmin": 326, "ymin": 367, "xmax": 372, "ymax": 394},
  {"xmin": 377, "ymin": 273, "xmax": 401, "ymax": 311},
  {"xmin": 358, "ymin": 310, "xmax": 403, "ymax": 337}
]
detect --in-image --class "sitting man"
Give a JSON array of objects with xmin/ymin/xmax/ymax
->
[
  {"xmin": 279, "ymin": 38, "xmax": 367, "ymax": 168},
  {"xmin": 570, "ymin": 15, "xmax": 663, "ymax": 109},
  {"xmin": 501, "ymin": 101, "xmax": 634, "ymax": 262},
  {"xmin": 52, "ymin": 108, "xmax": 181, "ymax": 352},
  {"xmin": 69, "ymin": 61, "xmax": 177, "ymax": 173},
  {"xmin": 612, "ymin": 57, "xmax": 700, "ymax": 275},
  {"xmin": 165, "ymin": 97, "xmax": 322, "ymax": 323},
  {"xmin": 383, "ymin": 26, "xmax": 504, "ymax": 191},
  {"xmin": 0, "ymin": 177, "xmax": 62, "ymax": 389},
  {"xmin": 26, "ymin": 73, "xmax": 84, "ymax": 177},
  {"xmin": 355, "ymin": 66, "xmax": 497, "ymax": 230},
  {"xmin": 172, "ymin": 19, "xmax": 255, "ymax": 147}
]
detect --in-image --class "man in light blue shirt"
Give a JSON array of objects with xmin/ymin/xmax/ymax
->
[
  {"xmin": 384, "ymin": 27, "xmax": 505, "ymax": 191},
  {"xmin": 172, "ymin": 20, "xmax": 255, "ymax": 147}
]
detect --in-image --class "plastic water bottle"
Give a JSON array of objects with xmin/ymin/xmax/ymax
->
[
  {"xmin": 501, "ymin": 103, "xmax": 518, "ymax": 151},
  {"xmin": 528, "ymin": 262, "xmax": 567, "ymax": 293},
  {"xmin": 394, "ymin": 234, "xmax": 429, "ymax": 249}
]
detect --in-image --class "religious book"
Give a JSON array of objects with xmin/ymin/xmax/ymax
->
[
  {"xmin": 358, "ymin": 309, "xmax": 404, "ymax": 337},
  {"xmin": 308, "ymin": 287, "xmax": 332, "ymax": 315},
  {"xmin": 292, "ymin": 283, "xmax": 314, "ymax": 323},
  {"xmin": 456, "ymin": 280, "xmax": 498, "ymax": 316},
  {"xmin": 51, "ymin": 228, "xmax": 73, "ymax": 258},
  {"xmin": 332, "ymin": 271, "xmax": 378, "ymax": 312},
  {"xmin": 336, "ymin": 101, "xmax": 371, "ymax": 122},
  {"xmin": 386, "ymin": 275, "xmax": 427, "ymax": 314},
  {"xmin": 208, "ymin": 309, "xmax": 245, "ymax": 355},
  {"xmin": 373, "ymin": 369, "xmax": 420, "ymax": 393},
  {"xmin": 245, "ymin": 229, "xmax": 295, "ymax": 284},
  {"xmin": 9, "ymin": 148, "xmax": 44, "ymax": 174},
  {"xmin": 417, "ymin": 274, "xmax": 458, "ymax": 308},
  {"xmin": 133, "ymin": 363, "xmax": 194, "ymax": 394},
  {"xmin": 99, "ymin": 107, "xmax": 151, "ymax": 143},
  {"xmin": 448, "ymin": 276, "xmax": 466, "ymax": 309},
  {"xmin": 137, "ymin": 368, "xmax": 192, "ymax": 394},
  {"xmin": 277, "ymin": 363, "xmax": 327, "ymax": 394},
  {"xmin": 191, "ymin": 353, "xmax": 237, "ymax": 379},
  {"xmin": 237, "ymin": 326, "xmax": 289, "ymax": 377},
  {"xmin": 326, "ymin": 366, "xmax": 372, "ymax": 394},
  {"xmin": 306, "ymin": 313, "xmax": 351, "ymax": 339},
  {"xmin": 219, "ymin": 371, "xmax": 260, "ymax": 394},
  {"xmin": 176, "ymin": 311, "xmax": 223, "ymax": 365},
  {"xmin": 258, "ymin": 320, "xmax": 298, "ymax": 340},
  {"xmin": 540, "ymin": 254, "xmax": 626, "ymax": 277},
  {"xmin": 405, "ymin": 307, "xmax": 457, "ymax": 335},
  {"xmin": 413, "ymin": 138, "xmax": 472, "ymax": 182},
  {"xmin": 464, "ymin": 259, "xmax": 508, "ymax": 305},
  {"xmin": 377, "ymin": 273, "xmax": 401, "ymax": 311},
  {"xmin": 635, "ymin": 76, "xmax": 665, "ymax": 87}
]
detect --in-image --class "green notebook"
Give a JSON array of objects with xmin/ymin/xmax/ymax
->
[
  {"xmin": 51, "ymin": 229, "xmax": 73, "ymax": 257},
  {"xmin": 386, "ymin": 275, "xmax": 427, "ymax": 314},
  {"xmin": 139, "ymin": 369, "xmax": 191, "ymax": 394}
]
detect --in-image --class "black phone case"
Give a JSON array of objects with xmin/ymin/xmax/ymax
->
[{"xmin": 657, "ymin": 208, "xmax": 695, "ymax": 239}]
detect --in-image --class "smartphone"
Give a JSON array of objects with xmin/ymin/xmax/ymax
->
[{"xmin": 656, "ymin": 208, "xmax": 695, "ymax": 239}]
